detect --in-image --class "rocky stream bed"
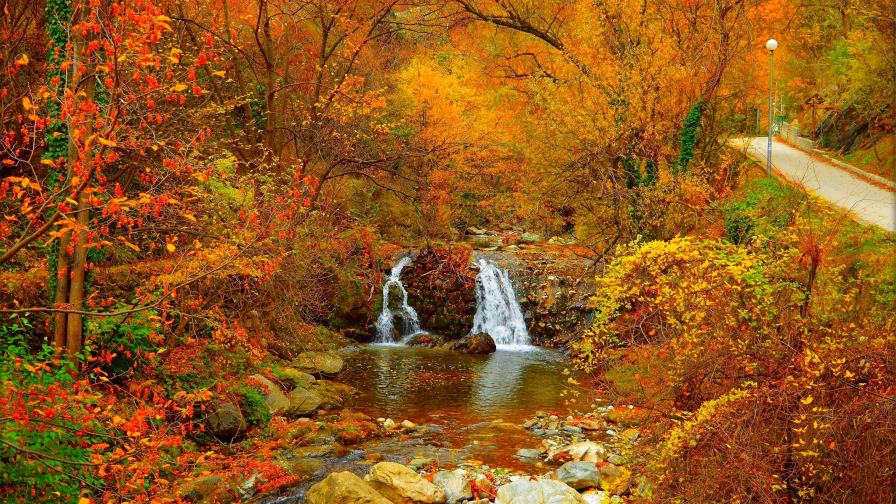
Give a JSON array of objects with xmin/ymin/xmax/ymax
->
[{"xmin": 182, "ymin": 344, "xmax": 652, "ymax": 504}]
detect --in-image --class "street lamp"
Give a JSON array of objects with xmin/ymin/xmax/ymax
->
[{"xmin": 766, "ymin": 39, "xmax": 778, "ymax": 177}]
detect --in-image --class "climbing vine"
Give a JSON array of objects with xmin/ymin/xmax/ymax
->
[{"xmin": 676, "ymin": 100, "xmax": 703, "ymax": 175}]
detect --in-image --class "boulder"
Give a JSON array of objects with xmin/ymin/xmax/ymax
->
[
  {"xmin": 401, "ymin": 420, "xmax": 416, "ymax": 430},
  {"xmin": 278, "ymin": 367, "xmax": 316, "ymax": 387},
  {"xmin": 494, "ymin": 478, "xmax": 588, "ymax": 504},
  {"xmin": 206, "ymin": 402, "xmax": 246, "ymax": 439},
  {"xmin": 311, "ymin": 379, "xmax": 354, "ymax": 410},
  {"xmin": 383, "ymin": 418, "xmax": 396, "ymax": 430},
  {"xmin": 432, "ymin": 469, "xmax": 473, "ymax": 504},
  {"xmin": 364, "ymin": 462, "xmax": 447, "ymax": 504},
  {"xmin": 305, "ymin": 471, "xmax": 392, "ymax": 504},
  {"xmin": 517, "ymin": 232, "xmax": 543, "ymax": 245},
  {"xmin": 555, "ymin": 461, "xmax": 601, "ymax": 490},
  {"xmin": 452, "ymin": 333, "xmax": 496, "ymax": 354},
  {"xmin": 405, "ymin": 333, "xmax": 449, "ymax": 348},
  {"xmin": 178, "ymin": 475, "xmax": 228, "ymax": 503},
  {"xmin": 547, "ymin": 441, "xmax": 607, "ymax": 463},
  {"xmin": 291, "ymin": 351, "xmax": 344, "ymax": 375},
  {"xmin": 513, "ymin": 449, "xmax": 542, "ymax": 460},
  {"xmin": 621, "ymin": 428, "xmax": 640, "ymax": 441},
  {"xmin": 249, "ymin": 374, "xmax": 290, "ymax": 416},
  {"xmin": 598, "ymin": 464, "xmax": 631, "ymax": 495},
  {"xmin": 288, "ymin": 387, "xmax": 322, "ymax": 416}
]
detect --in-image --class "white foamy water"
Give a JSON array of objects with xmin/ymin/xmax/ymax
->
[
  {"xmin": 375, "ymin": 257, "xmax": 422, "ymax": 343},
  {"xmin": 471, "ymin": 259, "xmax": 530, "ymax": 347}
]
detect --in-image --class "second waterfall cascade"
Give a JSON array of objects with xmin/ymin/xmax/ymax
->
[
  {"xmin": 375, "ymin": 257, "xmax": 422, "ymax": 343},
  {"xmin": 471, "ymin": 259, "xmax": 530, "ymax": 347}
]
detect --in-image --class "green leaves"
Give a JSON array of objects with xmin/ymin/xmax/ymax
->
[{"xmin": 675, "ymin": 100, "xmax": 704, "ymax": 176}]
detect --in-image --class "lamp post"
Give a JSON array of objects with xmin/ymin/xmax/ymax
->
[{"xmin": 766, "ymin": 39, "xmax": 778, "ymax": 176}]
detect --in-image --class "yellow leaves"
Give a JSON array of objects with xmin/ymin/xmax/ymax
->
[
  {"xmin": 211, "ymin": 70, "xmax": 227, "ymax": 78},
  {"xmin": 22, "ymin": 96, "xmax": 34, "ymax": 110},
  {"xmin": 98, "ymin": 137, "xmax": 117, "ymax": 148},
  {"xmin": 801, "ymin": 396, "xmax": 814, "ymax": 405},
  {"xmin": 168, "ymin": 48, "xmax": 182, "ymax": 63},
  {"xmin": 15, "ymin": 54, "xmax": 29, "ymax": 66},
  {"xmin": 170, "ymin": 84, "xmax": 188, "ymax": 92},
  {"xmin": 79, "ymin": 498, "xmax": 91, "ymax": 504},
  {"xmin": 166, "ymin": 243, "xmax": 176, "ymax": 253},
  {"xmin": 40, "ymin": 159, "xmax": 56, "ymax": 167},
  {"xmin": 116, "ymin": 236, "xmax": 140, "ymax": 252}
]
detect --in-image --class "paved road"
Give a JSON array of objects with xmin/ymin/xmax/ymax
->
[{"xmin": 732, "ymin": 137, "xmax": 895, "ymax": 233}]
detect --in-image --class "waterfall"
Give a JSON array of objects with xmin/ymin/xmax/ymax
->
[
  {"xmin": 375, "ymin": 257, "xmax": 422, "ymax": 343},
  {"xmin": 471, "ymin": 259, "xmax": 530, "ymax": 347}
]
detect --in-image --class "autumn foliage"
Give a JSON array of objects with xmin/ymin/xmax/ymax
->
[{"xmin": 0, "ymin": 0, "xmax": 893, "ymax": 502}]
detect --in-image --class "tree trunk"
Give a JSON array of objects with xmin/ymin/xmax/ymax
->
[
  {"xmin": 52, "ymin": 0, "xmax": 86, "ymax": 351},
  {"xmin": 62, "ymin": 0, "xmax": 95, "ymax": 357}
]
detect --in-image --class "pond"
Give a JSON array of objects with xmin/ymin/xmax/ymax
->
[
  {"xmin": 335, "ymin": 344, "xmax": 592, "ymax": 470},
  {"xmin": 262, "ymin": 345, "xmax": 598, "ymax": 503}
]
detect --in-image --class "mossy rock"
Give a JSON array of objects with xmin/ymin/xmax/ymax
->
[
  {"xmin": 311, "ymin": 380, "xmax": 356, "ymax": 410},
  {"xmin": 275, "ymin": 367, "xmax": 316, "ymax": 388},
  {"xmin": 290, "ymin": 351, "xmax": 344, "ymax": 375},
  {"xmin": 405, "ymin": 333, "xmax": 449, "ymax": 348}
]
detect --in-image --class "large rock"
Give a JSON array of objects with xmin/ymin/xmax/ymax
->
[
  {"xmin": 514, "ymin": 449, "xmax": 542, "ymax": 460},
  {"xmin": 178, "ymin": 475, "xmax": 228, "ymax": 502},
  {"xmin": 452, "ymin": 333, "xmax": 496, "ymax": 354},
  {"xmin": 494, "ymin": 478, "xmax": 588, "ymax": 504},
  {"xmin": 311, "ymin": 379, "xmax": 355, "ymax": 410},
  {"xmin": 278, "ymin": 367, "xmax": 316, "ymax": 387},
  {"xmin": 206, "ymin": 402, "xmax": 246, "ymax": 438},
  {"xmin": 291, "ymin": 351, "xmax": 344, "ymax": 375},
  {"xmin": 432, "ymin": 469, "xmax": 473, "ymax": 504},
  {"xmin": 405, "ymin": 333, "xmax": 449, "ymax": 348},
  {"xmin": 249, "ymin": 374, "xmax": 290, "ymax": 416},
  {"xmin": 517, "ymin": 232, "xmax": 543, "ymax": 245},
  {"xmin": 288, "ymin": 387, "xmax": 322, "ymax": 416},
  {"xmin": 555, "ymin": 461, "xmax": 601, "ymax": 490},
  {"xmin": 305, "ymin": 471, "xmax": 392, "ymax": 504},
  {"xmin": 364, "ymin": 462, "xmax": 447, "ymax": 504}
]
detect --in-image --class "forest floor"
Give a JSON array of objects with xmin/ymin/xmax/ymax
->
[{"xmin": 732, "ymin": 137, "xmax": 896, "ymax": 232}]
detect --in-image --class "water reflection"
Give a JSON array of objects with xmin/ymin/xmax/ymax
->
[{"xmin": 339, "ymin": 345, "xmax": 573, "ymax": 426}]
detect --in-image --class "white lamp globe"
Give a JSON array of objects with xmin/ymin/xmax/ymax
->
[{"xmin": 766, "ymin": 39, "xmax": 778, "ymax": 51}]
